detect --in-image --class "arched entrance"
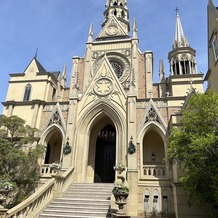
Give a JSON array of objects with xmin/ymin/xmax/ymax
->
[
  {"xmin": 44, "ymin": 128, "xmax": 62, "ymax": 164},
  {"xmin": 94, "ymin": 124, "xmax": 116, "ymax": 183}
]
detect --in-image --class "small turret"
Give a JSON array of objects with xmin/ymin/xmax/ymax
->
[
  {"xmin": 103, "ymin": 0, "xmax": 130, "ymax": 33},
  {"xmin": 168, "ymin": 8, "xmax": 197, "ymax": 76}
]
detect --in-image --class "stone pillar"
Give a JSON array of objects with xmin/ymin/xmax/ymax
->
[
  {"xmin": 5, "ymin": 101, "xmax": 15, "ymax": 117},
  {"xmin": 126, "ymin": 94, "xmax": 138, "ymax": 216},
  {"xmin": 31, "ymin": 100, "xmax": 41, "ymax": 128},
  {"xmin": 145, "ymin": 51, "xmax": 153, "ymax": 98}
]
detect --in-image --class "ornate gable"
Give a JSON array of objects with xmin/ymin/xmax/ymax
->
[
  {"xmin": 137, "ymin": 99, "xmax": 167, "ymax": 135},
  {"xmin": 41, "ymin": 103, "xmax": 67, "ymax": 133},
  {"xmin": 78, "ymin": 56, "xmax": 127, "ymax": 116},
  {"xmin": 96, "ymin": 15, "xmax": 129, "ymax": 40}
]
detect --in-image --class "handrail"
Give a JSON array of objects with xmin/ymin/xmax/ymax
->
[
  {"xmin": 54, "ymin": 167, "xmax": 75, "ymax": 197},
  {"xmin": 5, "ymin": 167, "xmax": 75, "ymax": 218},
  {"xmin": 6, "ymin": 178, "xmax": 55, "ymax": 218}
]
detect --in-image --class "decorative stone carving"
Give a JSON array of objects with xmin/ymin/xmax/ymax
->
[
  {"xmin": 121, "ymin": 49, "xmax": 132, "ymax": 57},
  {"xmin": 44, "ymin": 105, "xmax": 69, "ymax": 112},
  {"xmin": 94, "ymin": 78, "xmax": 113, "ymax": 96},
  {"xmin": 92, "ymin": 53, "xmax": 131, "ymax": 89},
  {"xmin": 49, "ymin": 111, "xmax": 62, "ymax": 126},
  {"xmin": 145, "ymin": 108, "xmax": 161, "ymax": 124},
  {"xmin": 136, "ymin": 101, "xmax": 149, "ymax": 109},
  {"xmin": 44, "ymin": 105, "xmax": 54, "ymax": 111},
  {"xmin": 92, "ymin": 52, "xmax": 99, "ymax": 59},
  {"xmin": 155, "ymin": 101, "xmax": 167, "ymax": 107}
]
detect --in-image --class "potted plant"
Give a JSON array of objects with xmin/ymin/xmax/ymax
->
[
  {"xmin": 50, "ymin": 162, "xmax": 61, "ymax": 175},
  {"xmin": 50, "ymin": 162, "xmax": 61, "ymax": 170},
  {"xmin": 113, "ymin": 163, "xmax": 125, "ymax": 173},
  {"xmin": 112, "ymin": 182, "xmax": 129, "ymax": 214},
  {"xmin": 112, "ymin": 185, "xmax": 129, "ymax": 202}
]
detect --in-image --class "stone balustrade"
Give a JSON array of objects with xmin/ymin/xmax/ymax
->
[
  {"xmin": 3, "ymin": 167, "xmax": 74, "ymax": 218},
  {"xmin": 143, "ymin": 163, "xmax": 166, "ymax": 178},
  {"xmin": 40, "ymin": 164, "xmax": 60, "ymax": 177}
]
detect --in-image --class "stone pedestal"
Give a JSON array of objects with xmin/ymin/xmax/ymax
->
[{"xmin": 111, "ymin": 214, "xmax": 131, "ymax": 218}]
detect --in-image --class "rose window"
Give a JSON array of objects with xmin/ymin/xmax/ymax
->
[{"xmin": 109, "ymin": 61, "xmax": 124, "ymax": 78}]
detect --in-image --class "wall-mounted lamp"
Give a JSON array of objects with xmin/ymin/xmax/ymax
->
[
  {"xmin": 63, "ymin": 137, "xmax": 72, "ymax": 155},
  {"xmin": 128, "ymin": 136, "xmax": 136, "ymax": 155},
  {"xmin": 151, "ymin": 153, "xmax": 155, "ymax": 161}
]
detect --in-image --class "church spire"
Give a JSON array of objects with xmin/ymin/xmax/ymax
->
[
  {"xmin": 102, "ymin": 0, "xmax": 130, "ymax": 33},
  {"xmin": 87, "ymin": 23, "xmax": 93, "ymax": 43},
  {"xmin": 173, "ymin": 8, "xmax": 189, "ymax": 49},
  {"xmin": 168, "ymin": 8, "xmax": 198, "ymax": 76}
]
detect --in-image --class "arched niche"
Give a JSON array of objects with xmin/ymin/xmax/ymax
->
[
  {"xmin": 143, "ymin": 129, "xmax": 165, "ymax": 164},
  {"xmin": 40, "ymin": 125, "xmax": 64, "ymax": 165}
]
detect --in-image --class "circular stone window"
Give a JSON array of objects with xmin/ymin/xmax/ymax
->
[{"xmin": 109, "ymin": 60, "xmax": 124, "ymax": 78}]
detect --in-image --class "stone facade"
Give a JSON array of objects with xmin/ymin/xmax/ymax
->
[
  {"xmin": 206, "ymin": 0, "xmax": 218, "ymax": 92},
  {"xmin": 2, "ymin": 0, "xmax": 206, "ymax": 217}
]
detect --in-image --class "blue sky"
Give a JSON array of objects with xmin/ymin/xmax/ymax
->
[{"xmin": 0, "ymin": 0, "xmax": 212, "ymax": 113}]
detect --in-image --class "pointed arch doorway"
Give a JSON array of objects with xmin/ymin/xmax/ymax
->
[{"xmin": 94, "ymin": 124, "xmax": 116, "ymax": 183}]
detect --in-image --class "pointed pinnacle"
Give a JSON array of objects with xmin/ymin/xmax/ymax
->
[
  {"xmin": 87, "ymin": 23, "xmax": 93, "ymax": 43},
  {"xmin": 62, "ymin": 65, "xmax": 67, "ymax": 80},
  {"xmin": 132, "ymin": 19, "xmax": 138, "ymax": 39},
  {"xmin": 159, "ymin": 58, "xmax": 165, "ymax": 82}
]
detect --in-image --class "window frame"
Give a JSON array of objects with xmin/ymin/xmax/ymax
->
[
  {"xmin": 23, "ymin": 83, "xmax": 32, "ymax": 101},
  {"xmin": 212, "ymin": 34, "xmax": 218, "ymax": 63}
]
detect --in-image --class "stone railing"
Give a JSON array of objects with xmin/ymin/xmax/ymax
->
[
  {"xmin": 4, "ymin": 167, "xmax": 75, "ymax": 218},
  {"xmin": 40, "ymin": 164, "xmax": 60, "ymax": 177},
  {"xmin": 143, "ymin": 163, "xmax": 166, "ymax": 178}
]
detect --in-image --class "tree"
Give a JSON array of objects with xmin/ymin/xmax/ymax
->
[
  {"xmin": 168, "ymin": 90, "xmax": 218, "ymax": 217},
  {"xmin": 0, "ymin": 115, "xmax": 44, "ymax": 208}
]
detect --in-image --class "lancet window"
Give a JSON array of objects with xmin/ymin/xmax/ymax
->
[{"xmin": 23, "ymin": 83, "xmax": 32, "ymax": 101}]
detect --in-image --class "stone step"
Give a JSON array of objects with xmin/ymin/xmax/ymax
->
[
  {"xmin": 63, "ymin": 193, "xmax": 111, "ymax": 199},
  {"xmin": 53, "ymin": 197, "xmax": 111, "ymax": 203},
  {"xmin": 39, "ymin": 214, "xmax": 111, "ymax": 218},
  {"xmin": 67, "ymin": 188, "xmax": 112, "ymax": 193},
  {"xmin": 46, "ymin": 204, "xmax": 110, "ymax": 211},
  {"xmin": 50, "ymin": 200, "xmax": 110, "ymax": 207},
  {"xmin": 39, "ymin": 183, "xmax": 113, "ymax": 218},
  {"xmin": 42, "ymin": 209, "xmax": 110, "ymax": 216}
]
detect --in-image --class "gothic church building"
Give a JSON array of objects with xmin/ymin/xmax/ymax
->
[{"xmin": 2, "ymin": 0, "xmax": 205, "ymax": 217}]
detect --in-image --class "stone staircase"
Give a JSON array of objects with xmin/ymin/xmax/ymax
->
[{"xmin": 39, "ymin": 183, "xmax": 114, "ymax": 218}]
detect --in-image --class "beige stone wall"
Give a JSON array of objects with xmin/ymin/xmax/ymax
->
[
  {"xmin": 207, "ymin": 1, "xmax": 218, "ymax": 92},
  {"xmin": 138, "ymin": 53, "xmax": 146, "ymax": 99},
  {"xmin": 62, "ymin": 88, "xmax": 70, "ymax": 101},
  {"xmin": 9, "ymin": 105, "xmax": 34, "ymax": 125}
]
